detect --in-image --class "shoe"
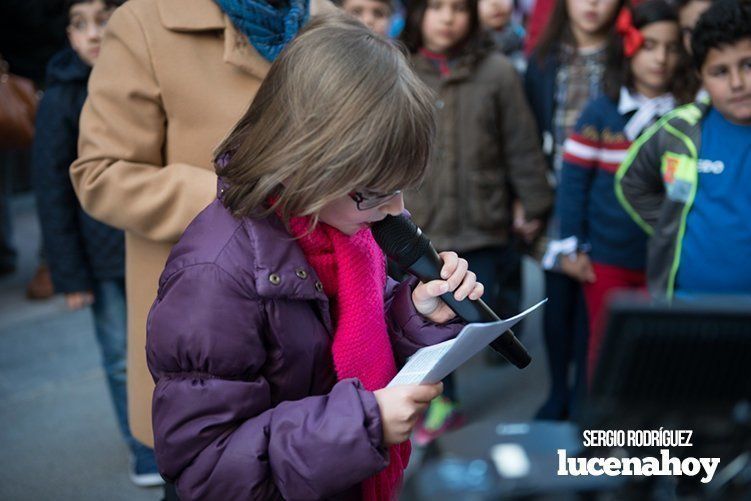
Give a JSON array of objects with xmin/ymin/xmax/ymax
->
[
  {"xmin": 130, "ymin": 449, "xmax": 165, "ymax": 488},
  {"xmin": 413, "ymin": 396, "xmax": 466, "ymax": 446},
  {"xmin": 25, "ymin": 264, "xmax": 54, "ymax": 300}
]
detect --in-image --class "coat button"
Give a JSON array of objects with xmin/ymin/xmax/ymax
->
[
  {"xmin": 296, "ymin": 269, "xmax": 308, "ymax": 279},
  {"xmin": 269, "ymin": 273, "xmax": 281, "ymax": 285},
  {"xmin": 314, "ymin": 281, "xmax": 324, "ymax": 292}
]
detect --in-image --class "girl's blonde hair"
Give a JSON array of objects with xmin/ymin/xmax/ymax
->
[{"xmin": 215, "ymin": 12, "xmax": 436, "ymax": 226}]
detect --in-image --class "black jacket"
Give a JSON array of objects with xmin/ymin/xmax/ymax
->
[{"xmin": 31, "ymin": 47, "xmax": 124, "ymax": 293}]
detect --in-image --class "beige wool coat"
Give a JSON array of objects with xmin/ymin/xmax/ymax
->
[{"xmin": 71, "ymin": 0, "xmax": 334, "ymax": 447}]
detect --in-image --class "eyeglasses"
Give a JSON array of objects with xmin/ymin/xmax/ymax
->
[{"xmin": 348, "ymin": 189, "xmax": 402, "ymax": 211}]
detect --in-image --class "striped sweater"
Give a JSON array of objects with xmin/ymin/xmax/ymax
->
[{"xmin": 555, "ymin": 94, "xmax": 648, "ymax": 270}]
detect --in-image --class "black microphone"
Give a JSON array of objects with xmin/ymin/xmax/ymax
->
[{"xmin": 371, "ymin": 214, "xmax": 531, "ymax": 369}]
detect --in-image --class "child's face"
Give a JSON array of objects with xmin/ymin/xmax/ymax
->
[
  {"xmin": 67, "ymin": 0, "xmax": 114, "ymax": 66},
  {"xmin": 565, "ymin": 0, "xmax": 620, "ymax": 43},
  {"xmin": 318, "ymin": 191, "xmax": 405, "ymax": 235},
  {"xmin": 478, "ymin": 0, "xmax": 513, "ymax": 31},
  {"xmin": 342, "ymin": 0, "xmax": 392, "ymax": 37},
  {"xmin": 700, "ymin": 38, "xmax": 751, "ymax": 126},
  {"xmin": 678, "ymin": 0, "xmax": 712, "ymax": 54},
  {"xmin": 421, "ymin": 0, "xmax": 472, "ymax": 54},
  {"xmin": 630, "ymin": 21, "xmax": 681, "ymax": 98}
]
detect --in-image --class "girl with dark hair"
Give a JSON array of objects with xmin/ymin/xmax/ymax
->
[
  {"xmin": 675, "ymin": 0, "xmax": 715, "ymax": 99},
  {"xmin": 524, "ymin": 0, "xmax": 623, "ymax": 420},
  {"xmin": 555, "ymin": 0, "xmax": 686, "ymax": 380},
  {"xmin": 401, "ymin": 0, "xmax": 553, "ymax": 442}
]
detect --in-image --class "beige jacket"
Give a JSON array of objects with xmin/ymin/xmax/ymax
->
[{"xmin": 71, "ymin": 0, "xmax": 333, "ymax": 447}]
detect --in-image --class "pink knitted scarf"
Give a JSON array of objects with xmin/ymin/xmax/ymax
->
[{"xmin": 288, "ymin": 216, "xmax": 410, "ymax": 501}]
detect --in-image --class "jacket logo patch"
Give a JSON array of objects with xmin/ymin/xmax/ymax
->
[{"xmin": 661, "ymin": 153, "xmax": 696, "ymax": 203}]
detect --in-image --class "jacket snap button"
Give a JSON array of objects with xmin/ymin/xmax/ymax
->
[
  {"xmin": 269, "ymin": 273, "xmax": 281, "ymax": 285},
  {"xmin": 296, "ymin": 269, "xmax": 308, "ymax": 279},
  {"xmin": 315, "ymin": 281, "xmax": 324, "ymax": 292}
]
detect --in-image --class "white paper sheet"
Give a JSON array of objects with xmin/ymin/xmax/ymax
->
[{"xmin": 388, "ymin": 299, "xmax": 547, "ymax": 387}]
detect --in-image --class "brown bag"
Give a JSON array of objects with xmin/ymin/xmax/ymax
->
[{"xmin": 0, "ymin": 56, "xmax": 38, "ymax": 150}]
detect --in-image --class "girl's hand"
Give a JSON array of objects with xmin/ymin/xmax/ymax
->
[
  {"xmin": 512, "ymin": 200, "xmax": 543, "ymax": 244},
  {"xmin": 65, "ymin": 291, "xmax": 95, "ymax": 310},
  {"xmin": 373, "ymin": 383, "xmax": 443, "ymax": 446},
  {"xmin": 411, "ymin": 251, "xmax": 484, "ymax": 323},
  {"xmin": 560, "ymin": 252, "xmax": 596, "ymax": 283}
]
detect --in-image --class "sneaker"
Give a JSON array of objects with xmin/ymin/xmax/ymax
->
[
  {"xmin": 413, "ymin": 396, "xmax": 465, "ymax": 446},
  {"xmin": 129, "ymin": 449, "xmax": 165, "ymax": 488}
]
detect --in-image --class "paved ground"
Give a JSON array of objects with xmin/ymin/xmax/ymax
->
[{"xmin": 0, "ymin": 194, "xmax": 552, "ymax": 501}]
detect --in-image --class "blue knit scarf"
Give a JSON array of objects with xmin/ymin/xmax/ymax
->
[{"xmin": 214, "ymin": 0, "xmax": 309, "ymax": 62}]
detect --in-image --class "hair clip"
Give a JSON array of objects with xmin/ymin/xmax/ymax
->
[{"xmin": 616, "ymin": 8, "xmax": 644, "ymax": 57}]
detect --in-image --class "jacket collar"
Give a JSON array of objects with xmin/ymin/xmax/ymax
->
[
  {"xmin": 158, "ymin": 0, "xmax": 271, "ymax": 79},
  {"xmin": 412, "ymin": 40, "xmax": 492, "ymax": 83}
]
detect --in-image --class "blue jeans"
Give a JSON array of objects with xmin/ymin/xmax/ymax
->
[{"xmin": 91, "ymin": 278, "xmax": 152, "ymax": 458}]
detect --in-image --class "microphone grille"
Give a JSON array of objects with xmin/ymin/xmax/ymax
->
[{"xmin": 371, "ymin": 214, "xmax": 431, "ymax": 267}]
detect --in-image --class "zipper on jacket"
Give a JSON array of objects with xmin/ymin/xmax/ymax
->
[{"xmin": 663, "ymin": 122, "xmax": 698, "ymax": 300}]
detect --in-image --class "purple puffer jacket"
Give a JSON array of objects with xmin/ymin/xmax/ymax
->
[{"xmin": 146, "ymin": 194, "xmax": 463, "ymax": 500}]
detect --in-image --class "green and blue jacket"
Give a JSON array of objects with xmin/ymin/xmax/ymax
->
[{"xmin": 615, "ymin": 101, "xmax": 710, "ymax": 298}]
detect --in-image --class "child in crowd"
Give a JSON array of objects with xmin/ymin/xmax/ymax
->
[
  {"xmin": 525, "ymin": 0, "xmax": 623, "ymax": 419},
  {"xmin": 675, "ymin": 0, "xmax": 715, "ymax": 99},
  {"xmin": 399, "ymin": 0, "xmax": 553, "ymax": 442},
  {"xmin": 478, "ymin": 0, "xmax": 528, "ymax": 71},
  {"xmin": 676, "ymin": 0, "xmax": 713, "ymax": 53},
  {"xmin": 146, "ymin": 13, "xmax": 484, "ymax": 500},
  {"xmin": 617, "ymin": 0, "xmax": 751, "ymax": 298},
  {"xmin": 555, "ymin": 0, "xmax": 686, "ymax": 379},
  {"xmin": 30, "ymin": 0, "xmax": 161, "ymax": 486},
  {"xmin": 339, "ymin": 0, "xmax": 393, "ymax": 35}
]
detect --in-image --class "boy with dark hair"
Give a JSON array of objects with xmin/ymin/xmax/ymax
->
[
  {"xmin": 31, "ymin": 0, "xmax": 162, "ymax": 487},
  {"xmin": 479, "ymin": 0, "xmax": 527, "ymax": 72},
  {"xmin": 616, "ymin": 0, "xmax": 751, "ymax": 298}
]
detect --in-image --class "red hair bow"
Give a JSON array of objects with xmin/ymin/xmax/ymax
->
[{"xmin": 616, "ymin": 8, "xmax": 644, "ymax": 57}]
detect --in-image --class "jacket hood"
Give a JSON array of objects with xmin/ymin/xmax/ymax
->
[{"xmin": 45, "ymin": 47, "xmax": 91, "ymax": 87}]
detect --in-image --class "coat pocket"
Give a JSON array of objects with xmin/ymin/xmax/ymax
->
[{"xmin": 467, "ymin": 169, "xmax": 509, "ymax": 231}]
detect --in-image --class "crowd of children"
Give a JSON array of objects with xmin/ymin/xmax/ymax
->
[
  {"xmin": 8, "ymin": 0, "xmax": 750, "ymax": 496},
  {"xmin": 29, "ymin": 0, "xmax": 161, "ymax": 487}
]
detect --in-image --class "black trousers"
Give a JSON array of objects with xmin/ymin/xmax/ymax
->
[{"xmin": 537, "ymin": 270, "xmax": 589, "ymax": 420}]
